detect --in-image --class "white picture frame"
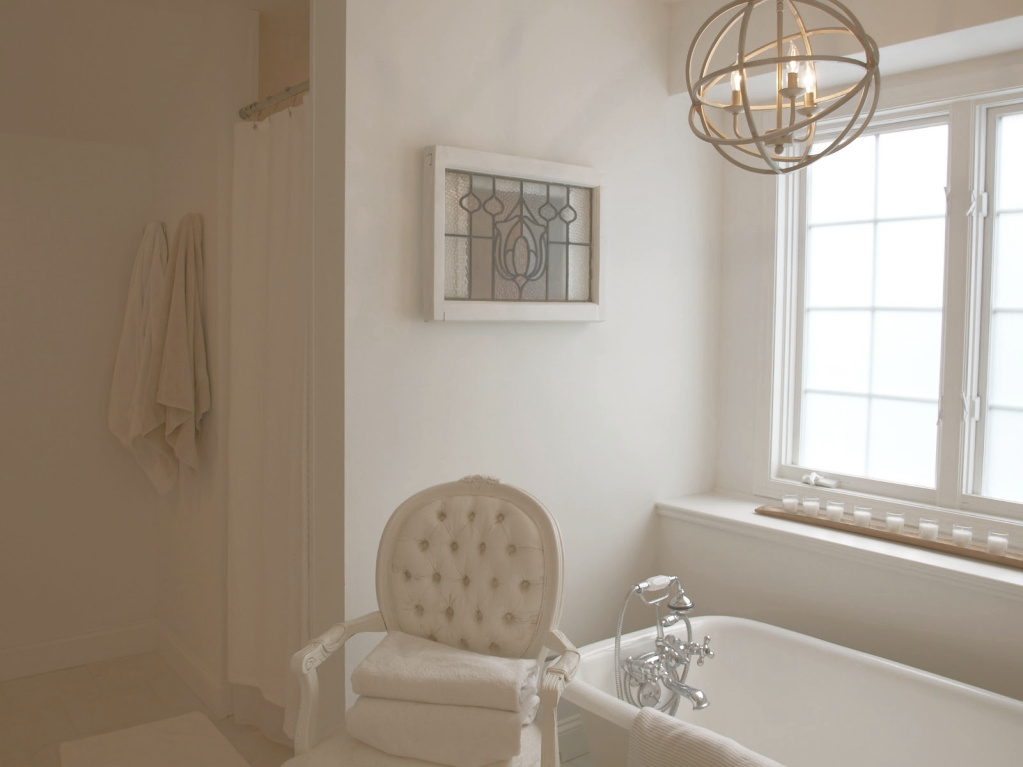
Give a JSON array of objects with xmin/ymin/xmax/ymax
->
[{"xmin": 422, "ymin": 145, "xmax": 603, "ymax": 322}]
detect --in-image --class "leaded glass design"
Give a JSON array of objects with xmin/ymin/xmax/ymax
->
[{"xmin": 443, "ymin": 170, "xmax": 593, "ymax": 302}]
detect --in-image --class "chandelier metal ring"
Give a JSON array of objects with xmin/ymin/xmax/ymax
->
[{"xmin": 686, "ymin": 0, "xmax": 880, "ymax": 174}]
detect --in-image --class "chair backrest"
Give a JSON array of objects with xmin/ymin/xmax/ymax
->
[{"xmin": 376, "ymin": 475, "xmax": 564, "ymax": 661}]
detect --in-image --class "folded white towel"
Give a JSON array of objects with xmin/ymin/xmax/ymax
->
[
  {"xmin": 346, "ymin": 697, "xmax": 537, "ymax": 767},
  {"xmin": 628, "ymin": 707, "xmax": 787, "ymax": 767},
  {"xmin": 351, "ymin": 631, "xmax": 539, "ymax": 712}
]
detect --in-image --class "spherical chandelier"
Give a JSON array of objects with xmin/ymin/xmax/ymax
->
[{"xmin": 686, "ymin": 0, "xmax": 880, "ymax": 174}]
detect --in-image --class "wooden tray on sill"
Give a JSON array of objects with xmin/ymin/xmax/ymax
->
[{"xmin": 754, "ymin": 505, "xmax": 1023, "ymax": 572}]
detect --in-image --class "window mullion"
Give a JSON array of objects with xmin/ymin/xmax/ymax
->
[{"xmin": 934, "ymin": 101, "xmax": 973, "ymax": 510}]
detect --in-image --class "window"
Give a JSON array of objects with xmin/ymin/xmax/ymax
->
[{"xmin": 770, "ymin": 92, "xmax": 1023, "ymax": 521}]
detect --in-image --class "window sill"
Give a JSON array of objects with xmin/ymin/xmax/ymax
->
[{"xmin": 656, "ymin": 493, "xmax": 1023, "ymax": 603}]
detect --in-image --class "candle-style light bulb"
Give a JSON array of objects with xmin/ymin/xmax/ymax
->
[
  {"xmin": 787, "ymin": 42, "xmax": 800, "ymax": 75},
  {"xmin": 780, "ymin": 43, "xmax": 803, "ymax": 99},
  {"xmin": 799, "ymin": 61, "xmax": 818, "ymax": 113},
  {"xmin": 727, "ymin": 57, "xmax": 743, "ymax": 113}
]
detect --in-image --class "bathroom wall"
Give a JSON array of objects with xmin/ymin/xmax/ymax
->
[
  {"xmin": 0, "ymin": 0, "xmax": 257, "ymax": 694},
  {"xmin": 337, "ymin": 0, "xmax": 723, "ymax": 683}
]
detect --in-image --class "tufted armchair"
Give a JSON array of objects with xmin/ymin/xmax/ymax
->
[{"xmin": 285, "ymin": 476, "xmax": 579, "ymax": 767}]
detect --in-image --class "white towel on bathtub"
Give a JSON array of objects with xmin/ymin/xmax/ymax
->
[
  {"xmin": 350, "ymin": 631, "xmax": 539, "ymax": 712},
  {"xmin": 346, "ymin": 697, "xmax": 538, "ymax": 767},
  {"xmin": 628, "ymin": 707, "xmax": 787, "ymax": 767}
]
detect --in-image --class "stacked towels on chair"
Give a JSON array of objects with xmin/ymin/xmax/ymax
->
[{"xmin": 347, "ymin": 632, "xmax": 540, "ymax": 767}]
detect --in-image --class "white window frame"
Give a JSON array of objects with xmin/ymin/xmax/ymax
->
[{"xmin": 756, "ymin": 53, "xmax": 1023, "ymax": 532}]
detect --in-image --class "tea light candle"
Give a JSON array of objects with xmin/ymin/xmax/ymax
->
[
  {"xmin": 781, "ymin": 493, "xmax": 799, "ymax": 512},
  {"xmin": 950, "ymin": 524, "xmax": 972, "ymax": 547},
  {"xmin": 802, "ymin": 497, "xmax": 820, "ymax": 517},
  {"xmin": 825, "ymin": 501, "xmax": 844, "ymax": 522},
  {"xmin": 919, "ymin": 518, "xmax": 939, "ymax": 541},
  {"xmin": 987, "ymin": 532, "xmax": 1009, "ymax": 556},
  {"xmin": 853, "ymin": 506, "xmax": 872, "ymax": 527},
  {"xmin": 885, "ymin": 511, "xmax": 905, "ymax": 534}
]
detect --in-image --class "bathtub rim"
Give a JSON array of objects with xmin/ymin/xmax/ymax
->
[{"xmin": 562, "ymin": 614, "xmax": 1023, "ymax": 731}]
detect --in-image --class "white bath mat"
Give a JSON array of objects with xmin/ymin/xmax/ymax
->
[{"xmin": 59, "ymin": 711, "xmax": 249, "ymax": 767}]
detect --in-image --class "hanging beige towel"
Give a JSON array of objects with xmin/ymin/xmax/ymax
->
[
  {"xmin": 109, "ymin": 222, "xmax": 178, "ymax": 493},
  {"xmin": 158, "ymin": 213, "xmax": 210, "ymax": 471},
  {"xmin": 628, "ymin": 707, "xmax": 787, "ymax": 767}
]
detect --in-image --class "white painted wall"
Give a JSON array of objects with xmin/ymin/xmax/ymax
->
[
  {"xmin": 340, "ymin": 0, "xmax": 723, "ymax": 674},
  {"xmin": 0, "ymin": 0, "xmax": 257, "ymax": 694}
]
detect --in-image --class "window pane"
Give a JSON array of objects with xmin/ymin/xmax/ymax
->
[
  {"xmin": 808, "ymin": 136, "xmax": 875, "ymax": 225},
  {"xmin": 983, "ymin": 409, "xmax": 1023, "ymax": 503},
  {"xmin": 804, "ymin": 310, "xmax": 871, "ymax": 393},
  {"xmin": 988, "ymin": 312, "xmax": 1023, "ymax": 409},
  {"xmin": 997, "ymin": 112, "xmax": 1023, "ymax": 210},
  {"xmin": 806, "ymin": 224, "xmax": 873, "ymax": 307},
  {"xmin": 992, "ymin": 212, "xmax": 1023, "ymax": 310},
  {"xmin": 801, "ymin": 393, "xmax": 868, "ymax": 477},
  {"xmin": 867, "ymin": 398, "xmax": 937, "ymax": 487},
  {"xmin": 876, "ymin": 125, "xmax": 948, "ymax": 219},
  {"xmin": 875, "ymin": 219, "xmax": 945, "ymax": 308},
  {"xmin": 871, "ymin": 311, "xmax": 942, "ymax": 400}
]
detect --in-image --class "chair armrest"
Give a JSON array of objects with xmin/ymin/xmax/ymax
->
[
  {"xmin": 539, "ymin": 629, "xmax": 581, "ymax": 767},
  {"xmin": 291, "ymin": 611, "xmax": 386, "ymax": 754}
]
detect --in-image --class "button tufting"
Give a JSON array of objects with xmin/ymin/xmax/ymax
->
[
  {"xmin": 445, "ymin": 606, "xmax": 454, "ymax": 620},
  {"xmin": 450, "ymin": 541, "xmax": 458, "ymax": 552},
  {"xmin": 414, "ymin": 604, "xmax": 424, "ymax": 616},
  {"xmin": 489, "ymin": 642, "xmax": 500, "ymax": 653},
  {"xmin": 520, "ymin": 580, "xmax": 530, "ymax": 591},
  {"xmin": 460, "ymin": 638, "xmax": 469, "ymax": 649},
  {"xmin": 507, "ymin": 544, "xmax": 517, "ymax": 555},
  {"xmin": 469, "ymin": 511, "xmax": 476, "ymax": 521},
  {"xmin": 428, "ymin": 634, "xmax": 437, "ymax": 642},
  {"xmin": 438, "ymin": 510, "xmax": 446, "ymax": 521},
  {"xmin": 432, "ymin": 572, "xmax": 441, "ymax": 583},
  {"xmin": 503, "ymin": 612, "xmax": 514, "ymax": 623},
  {"xmin": 491, "ymin": 577, "xmax": 499, "ymax": 588},
  {"xmin": 419, "ymin": 540, "xmax": 429, "ymax": 552},
  {"xmin": 479, "ymin": 543, "xmax": 486, "ymax": 554},
  {"xmin": 475, "ymin": 609, "xmax": 483, "ymax": 623},
  {"xmin": 404, "ymin": 570, "xmax": 412, "ymax": 581},
  {"xmin": 496, "ymin": 513, "xmax": 505, "ymax": 523},
  {"xmin": 462, "ymin": 575, "xmax": 470, "ymax": 587}
]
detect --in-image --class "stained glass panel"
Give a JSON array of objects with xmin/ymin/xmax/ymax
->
[{"xmin": 442, "ymin": 169, "xmax": 593, "ymax": 302}]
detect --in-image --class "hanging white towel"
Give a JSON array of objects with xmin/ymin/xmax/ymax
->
[
  {"xmin": 108, "ymin": 222, "xmax": 178, "ymax": 493},
  {"xmin": 158, "ymin": 212, "xmax": 210, "ymax": 471},
  {"xmin": 628, "ymin": 707, "xmax": 787, "ymax": 767}
]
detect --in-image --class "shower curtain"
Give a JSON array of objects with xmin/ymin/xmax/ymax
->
[{"xmin": 226, "ymin": 102, "xmax": 310, "ymax": 741}]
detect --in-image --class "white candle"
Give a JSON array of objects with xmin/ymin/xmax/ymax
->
[
  {"xmin": 802, "ymin": 497, "xmax": 820, "ymax": 517},
  {"xmin": 825, "ymin": 501, "xmax": 844, "ymax": 522},
  {"xmin": 952, "ymin": 525, "xmax": 973, "ymax": 547},
  {"xmin": 853, "ymin": 507, "xmax": 872, "ymax": 527},
  {"xmin": 782, "ymin": 493, "xmax": 799, "ymax": 512},
  {"xmin": 987, "ymin": 532, "xmax": 1009, "ymax": 556},
  {"xmin": 885, "ymin": 512, "xmax": 905, "ymax": 534},
  {"xmin": 919, "ymin": 519, "xmax": 939, "ymax": 541}
]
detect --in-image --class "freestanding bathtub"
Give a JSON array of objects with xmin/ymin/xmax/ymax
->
[{"xmin": 563, "ymin": 615, "xmax": 1023, "ymax": 767}]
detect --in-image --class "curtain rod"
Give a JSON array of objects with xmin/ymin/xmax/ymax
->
[{"xmin": 238, "ymin": 80, "xmax": 310, "ymax": 120}]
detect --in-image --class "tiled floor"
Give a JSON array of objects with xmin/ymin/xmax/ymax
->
[{"xmin": 0, "ymin": 653, "xmax": 293, "ymax": 767}]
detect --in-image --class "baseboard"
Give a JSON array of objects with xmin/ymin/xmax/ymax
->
[
  {"xmin": 0, "ymin": 621, "xmax": 158, "ymax": 682},
  {"xmin": 155, "ymin": 622, "xmax": 231, "ymax": 718},
  {"xmin": 558, "ymin": 713, "xmax": 589, "ymax": 762}
]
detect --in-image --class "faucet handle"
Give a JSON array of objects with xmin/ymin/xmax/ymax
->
[{"xmin": 696, "ymin": 636, "xmax": 714, "ymax": 666}]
